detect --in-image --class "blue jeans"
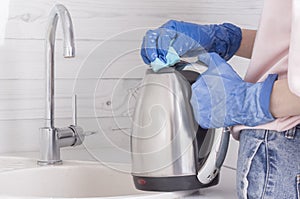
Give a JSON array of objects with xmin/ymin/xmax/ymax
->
[{"xmin": 237, "ymin": 126, "xmax": 300, "ymax": 199}]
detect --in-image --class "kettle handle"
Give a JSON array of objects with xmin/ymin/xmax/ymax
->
[
  {"xmin": 216, "ymin": 127, "xmax": 230, "ymax": 168},
  {"xmin": 172, "ymin": 60, "xmax": 191, "ymax": 71},
  {"xmin": 197, "ymin": 127, "xmax": 230, "ymax": 184}
]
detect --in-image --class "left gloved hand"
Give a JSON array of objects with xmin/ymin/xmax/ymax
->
[
  {"xmin": 140, "ymin": 20, "xmax": 242, "ymax": 72},
  {"xmin": 190, "ymin": 52, "xmax": 278, "ymax": 129}
]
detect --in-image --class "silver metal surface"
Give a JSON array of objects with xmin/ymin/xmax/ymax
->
[
  {"xmin": 215, "ymin": 127, "xmax": 230, "ymax": 168},
  {"xmin": 68, "ymin": 125, "xmax": 85, "ymax": 146},
  {"xmin": 45, "ymin": 4, "xmax": 75, "ymax": 128},
  {"xmin": 38, "ymin": 127, "xmax": 62, "ymax": 165},
  {"xmin": 131, "ymin": 68, "xmax": 199, "ymax": 176},
  {"xmin": 72, "ymin": 95, "xmax": 78, "ymax": 126},
  {"xmin": 38, "ymin": 4, "xmax": 86, "ymax": 166},
  {"xmin": 131, "ymin": 67, "xmax": 230, "ymax": 181}
]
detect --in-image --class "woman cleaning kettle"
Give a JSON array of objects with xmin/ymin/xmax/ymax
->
[{"xmin": 140, "ymin": 0, "xmax": 300, "ymax": 198}]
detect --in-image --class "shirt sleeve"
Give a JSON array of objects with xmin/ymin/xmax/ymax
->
[{"xmin": 288, "ymin": 0, "xmax": 300, "ymax": 97}]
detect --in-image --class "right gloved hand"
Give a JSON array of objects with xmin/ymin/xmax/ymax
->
[
  {"xmin": 140, "ymin": 20, "xmax": 242, "ymax": 72},
  {"xmin": 190, "ymin": 52, "xmax": 278, "ymax": 129}
]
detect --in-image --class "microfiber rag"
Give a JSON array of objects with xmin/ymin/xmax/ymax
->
[{"xmin": 150, "ymin": 47, "xmax": 180, "ymax": 72}]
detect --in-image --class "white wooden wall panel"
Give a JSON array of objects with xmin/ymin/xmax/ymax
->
[
  {"xmin": 0, "ymin": 79, "xmax": 140, "ymax": 120},
  {"xmin": 5, "ymin": 0, "xmax": 263, "ymax": 40},
  {"xmin": 0, "ymin": 0, "xmax": 264, "ymax": 169},
  {"xmin": 0, "ymin": 39, "xmax": 146, "ymax": 79},
  {"xmin": 0, "ymin": 116, "xmax": 132, "ymax": 153}
]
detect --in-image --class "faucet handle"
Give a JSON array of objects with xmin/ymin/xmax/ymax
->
[
  {"xmin": 70, "ymin": 94, "xmax": 98, "ymax": 144},
  {"xmin": 72, "ymin": 94, "xmax": 78, "ymax": 126}
]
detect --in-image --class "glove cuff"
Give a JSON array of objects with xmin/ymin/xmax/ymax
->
[
  {"xmin": 212, "ymin": 23, "xmax": 242, "ymax": 60},
  {"xmin": 259, "ymin": 74, "xmax": 278, "ymax": 120}
]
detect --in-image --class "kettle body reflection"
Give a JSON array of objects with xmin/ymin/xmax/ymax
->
[{"xmin": 131, "ymin": 64, "xmax": 230, "ymax": 191}]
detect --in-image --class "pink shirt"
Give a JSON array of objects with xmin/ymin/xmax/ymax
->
[{"xmin": 232, "ymin": 0, "xmax": 300, "ymax": 139}]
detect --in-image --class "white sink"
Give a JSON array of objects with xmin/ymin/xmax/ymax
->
[{"xmin": 0, "ymin": 157, "xmax": 193, "ymax": 199}]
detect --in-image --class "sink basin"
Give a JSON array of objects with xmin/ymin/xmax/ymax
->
[{"xmin": 0, "ymin": 157, "xmax": 193, "ymax": 199}]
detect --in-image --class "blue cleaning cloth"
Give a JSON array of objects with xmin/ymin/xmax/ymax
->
[{"xmin": 150, "ymin": 47, "xmax": 180, "ymax": 72}]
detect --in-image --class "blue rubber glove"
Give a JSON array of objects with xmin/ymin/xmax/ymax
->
[
  {"xmin": 190, "ymin": 53, "xmax": 278, "ymax": 129},
  {"xmin": 141, "ymin": 20, "xmax": 242, "ymax": 72}
]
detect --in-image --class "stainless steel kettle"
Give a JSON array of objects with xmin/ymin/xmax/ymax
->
[{"xmin": 131, "ymin": 62, "xmax": 230, "ymax": 191}]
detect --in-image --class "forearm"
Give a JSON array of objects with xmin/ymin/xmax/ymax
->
[
  {"xmin": 270, "ymin": 79, "xmax": 300, "ymax": 118},
  {"xmin": 236, "ymin": 30, "xmax": 300, "ymax": 118},
  {"xmin": 235, "ymin": 29, "xmax": 257, "ymax": 59}
]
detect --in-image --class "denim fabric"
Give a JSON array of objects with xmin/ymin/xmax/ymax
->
[{"xmin": 237, "ymin": 126, "xmax": 300, "ymax": 199}]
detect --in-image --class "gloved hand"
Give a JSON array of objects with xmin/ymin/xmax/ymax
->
[
  {"xmin": 141, "ymin": 20, "xmax": 242, "ymax": 72},
  {"xmin": 190, "ymin": 52, "xmax": 278, "ymax": 129}
]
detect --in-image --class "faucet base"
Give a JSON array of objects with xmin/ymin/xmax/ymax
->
[{"xmin": 37, "ymin": 160, "xmax": 63, "ymax": 166}]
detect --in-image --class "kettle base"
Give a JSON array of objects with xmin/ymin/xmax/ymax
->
[{"xmin": 132, "ymin": 174, "xmax": 219, "ymax": 192}]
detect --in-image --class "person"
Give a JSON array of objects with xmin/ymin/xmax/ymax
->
[{"xmin": 140, "ymin": 0, "xmax": 300, "ymax": 198}]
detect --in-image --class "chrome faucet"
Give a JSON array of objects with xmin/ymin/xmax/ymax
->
[{"xmin": 38, "ymin": 4, "xmax": 85, "ymax": 165}]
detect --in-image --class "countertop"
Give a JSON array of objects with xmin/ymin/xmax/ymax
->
[{"xmin": 1, "ymin": 149, "xmax": 237, "ymax": 199}]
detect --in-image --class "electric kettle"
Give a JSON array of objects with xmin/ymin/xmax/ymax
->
[{"xmin": 131, "ymin": 62, "xmax": 230, "ymax": 191}]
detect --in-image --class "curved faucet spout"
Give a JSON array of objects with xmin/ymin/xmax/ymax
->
[
  {"xmin": 45, "ymin": 4, "xmax": 75, "ymax": 128},
  {"xmin": 38, "ymin": 4, "xmax": 82, "ymax": 166}
]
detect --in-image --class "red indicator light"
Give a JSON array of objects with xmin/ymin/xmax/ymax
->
[{"xmin": 137, "ymin": 178, "xmax": 147, "ymax": 185}]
